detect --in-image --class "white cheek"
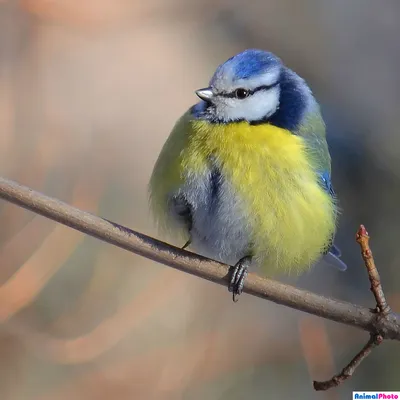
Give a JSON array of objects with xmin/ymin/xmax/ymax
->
[{"xmin": 215, "ymin": 87, "xmax": 280, "ymax": 122}]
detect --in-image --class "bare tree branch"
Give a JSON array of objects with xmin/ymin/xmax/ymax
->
[
  {"xmin": 314, "ymin": 226, "xmax": 388, "ymax": 390},
  {"xmin": 314, "ymin": 333, "xmax": 383, "ymax": 390},
  {"xmin": 356, "ymin": 225, "xmax": 391, "ymax": 315},
  {"xmin": 0, "ymin": 176, "xmax": 399, "ymax": 391}
]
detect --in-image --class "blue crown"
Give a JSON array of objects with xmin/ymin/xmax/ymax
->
[{"xmin": 210, "ymin": 49, "xmax": 282, "ymax": 85}]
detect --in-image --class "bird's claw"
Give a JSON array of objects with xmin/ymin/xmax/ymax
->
[
  {"xmin": 228, "ymin": 256, "xmax": 251, "ymax": 302},
  {"xmin": 182, "ymin": 239, "xmax": 191, "ymax": 250}
]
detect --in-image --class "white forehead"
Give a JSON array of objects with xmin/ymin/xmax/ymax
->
[{"xmin": 211, "ymin": 66, "xmax": 281, "ymax": 93}]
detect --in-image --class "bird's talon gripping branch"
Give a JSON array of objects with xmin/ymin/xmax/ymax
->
[{"xmin": 229, "ymin": 256, "xmax": 251, "ymax": 302}]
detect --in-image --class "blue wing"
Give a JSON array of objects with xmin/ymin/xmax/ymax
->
[
  {"xmin": 318, "ymin": 171, "xmax": 347, "ymax": 271},
  {"xmin": 319, "ymin": 171, "xmax": 335, "ymax": 197}
]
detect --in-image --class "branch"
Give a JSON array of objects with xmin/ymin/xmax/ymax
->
[
  {"xmin": 313, "ymin": 333, "xmax": 383, "ymax": 390},
  {"xmin": 356, "ymin": 225, "xmax": 391, "ymax": 315},
  {"xmin": 0, "ymin": 176, "xmax": 399, "ymax": 390},
  {"xmin": 313, "ymin": 225, "xmax": 389, "ymax": 390}
]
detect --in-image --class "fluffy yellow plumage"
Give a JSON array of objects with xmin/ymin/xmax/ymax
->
[{"xmin": 149, "ymin": 111, "xmax": 336, "ymax": 275}]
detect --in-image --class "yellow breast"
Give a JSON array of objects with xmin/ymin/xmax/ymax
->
[{"xmin": 185, "ymin": 119, "xmax": 336, "ymax": 274}]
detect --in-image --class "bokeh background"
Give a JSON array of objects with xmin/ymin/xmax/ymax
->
[{"xmin": 1, "ymin": 0, "xmax": 400, "ymax": 399}]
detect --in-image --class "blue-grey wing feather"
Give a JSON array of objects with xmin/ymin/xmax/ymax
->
[{"xmin": 318, "ymin": 171, "xmax": 347, "ymax": 271}]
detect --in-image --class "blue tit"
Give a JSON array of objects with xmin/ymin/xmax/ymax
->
[{"xmin": 149, "ymin": 49, "xmax": 346, "ymax": 301}]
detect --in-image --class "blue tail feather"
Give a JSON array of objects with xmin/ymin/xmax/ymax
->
[{"xmin": 322, "ymin": 247, "xmax": 347, "ymax": 271}]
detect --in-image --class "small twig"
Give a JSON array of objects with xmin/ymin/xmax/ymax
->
[
  {"xmin": 314, "ymin": 224, "xmax": 390, "ymax": 391},
  {"xmin": 313, "ymin": 334, "xmax": 383, "ymax": 390},
  {"xmin": 356, "ymin": 225, "xmax": 391, "ymax": 315}
]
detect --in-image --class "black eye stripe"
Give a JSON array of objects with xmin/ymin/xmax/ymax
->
[{"xmin": 218, "ymin": 82, "xmax": 279, "ymax": 98}]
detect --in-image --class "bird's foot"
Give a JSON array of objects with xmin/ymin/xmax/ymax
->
[
  {"xmin": 182, "ymin": 239, "xmax": 191, "ymax": 250},
  {"xmin": 228, "ymin": 256, "xmax": 252, "ymax": 302}
]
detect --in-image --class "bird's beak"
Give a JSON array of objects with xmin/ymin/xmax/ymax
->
[{"xmin": 195, "ymin": 87, "xmax": 214, "ymax": 101}]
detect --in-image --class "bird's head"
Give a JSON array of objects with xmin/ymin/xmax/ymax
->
[{"xmin": 194, "ymin": 49, "xmax": 312, "ymax": 128}]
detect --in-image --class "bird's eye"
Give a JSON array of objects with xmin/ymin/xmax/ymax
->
[{"xmin": 234, "ymin": 88, "xmax": 249, "ymax": 99}]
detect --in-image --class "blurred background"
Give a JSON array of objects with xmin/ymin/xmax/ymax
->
[{"xmin": 1, "ymin": 0, "xmax": 400, "ymax": 398}]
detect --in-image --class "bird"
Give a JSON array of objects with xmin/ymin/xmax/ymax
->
[{"xmin": 149, "ymin": 49, "xmax": 346, "ymax": 301}]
